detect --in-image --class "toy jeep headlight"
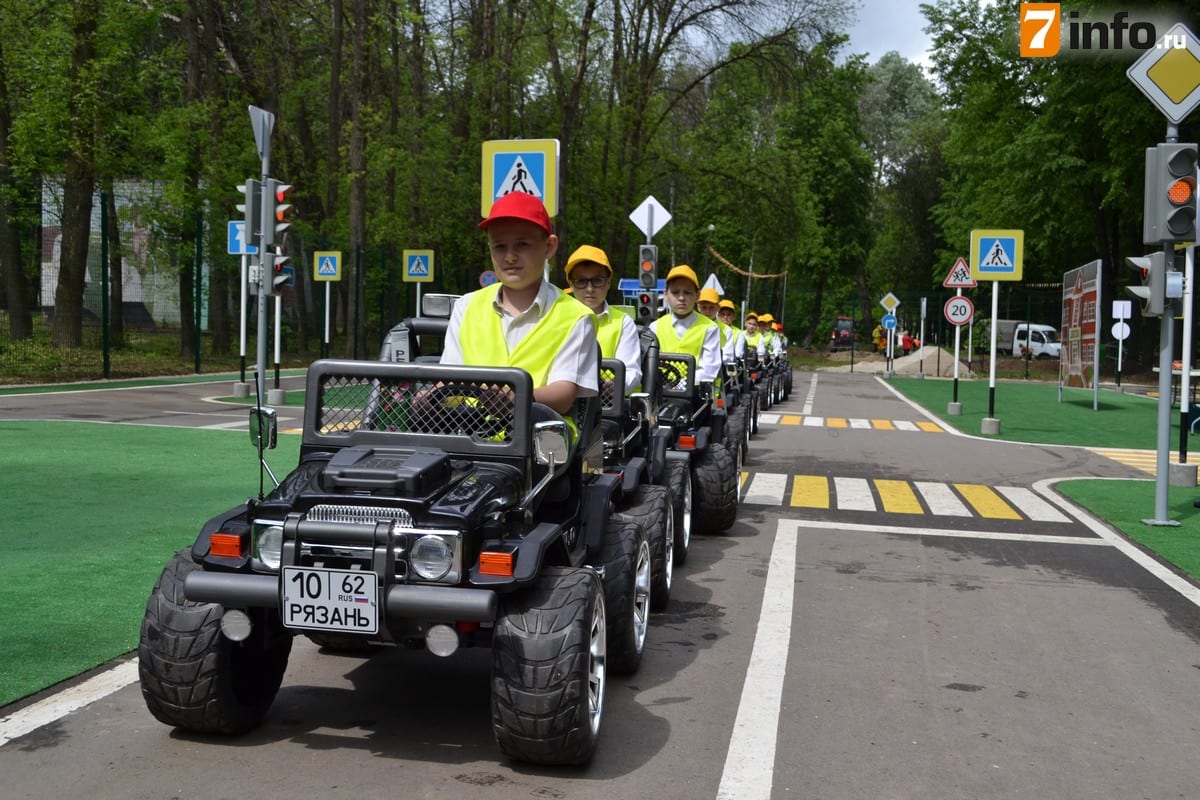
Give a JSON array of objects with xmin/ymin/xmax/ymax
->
[
  {"xmin": 410, "ymin": 534, "xmax": 457, "ymax": 581},
  {"xmin": 253, "ymin": 522, "xmax": 284, "ymax": 570}
]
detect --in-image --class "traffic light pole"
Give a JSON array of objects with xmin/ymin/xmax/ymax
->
[
  {"xmin": 250, "ymin": 105, "xmax": 275, "ymax": 408},
  {"xmin": 1150, "ymin": 242, "xmax": 1176, "ymax": 525}
]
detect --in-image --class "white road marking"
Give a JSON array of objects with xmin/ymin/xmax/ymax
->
[
  {"xmin": 743, "ymin": 473, "xmax": 788, "ymax": 506},
  {"xmin": 849, "ymin": 418, "xmax": 872, "ymax": 429},
  {"xmin": 1, "ymin": 660, "xmax": 139, "ymax": 748},
  {"xmin": 800, "ymin": 374, "xmax": 818, "ymax": 416},
  {"xmin": 995, "ymin": 485, "xmax": 1071, "ymax": 523},
  {"xmin": 717, "ymin": 519, "xmax": 796, "ymax": 800},
  {"xmin": 913, "ymin": 480, "xmax": 973, "ymax": 516},
  {"xmin": 833, "ymin": 476, "xmax": 875, "ymax": 511}
]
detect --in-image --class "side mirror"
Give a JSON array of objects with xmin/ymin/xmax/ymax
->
[
  {"xmin": 421, "ymin": 293, "xmax": 461, "ymax": 319},
  {"xmin": 249, "ymin": 406, "xmax": 278, "ymax": 450},
  {"xmin": 533, "ymin": 420, "xmax": 570, "ymax": 472}
]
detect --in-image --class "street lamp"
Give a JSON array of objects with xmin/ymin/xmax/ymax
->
[{"xmin": 704, "ymin": 223, "xmax": 714, "ymax": 275}]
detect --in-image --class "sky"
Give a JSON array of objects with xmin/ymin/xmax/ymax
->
[{"xmin": 844, "ymin": 1, "xmax": 936, "ymax": 69}]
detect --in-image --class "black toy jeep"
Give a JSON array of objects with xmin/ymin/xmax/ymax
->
[{"xmin": 138, "ymin": 358, "xmax": 651, "ymax": 766}]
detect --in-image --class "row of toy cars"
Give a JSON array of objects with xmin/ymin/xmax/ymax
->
[{"xmin": 135, "ymin": 294, "xmax": 785, "ymax": 771}]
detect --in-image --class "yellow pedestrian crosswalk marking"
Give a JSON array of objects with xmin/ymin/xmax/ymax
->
[
  {"xmin": 790, "ymin": 475, "xmax": 830, "ymax": 508},
  {"xmin": 740, "ymin": 473, "xmax": 1067, "ymax": 523},
  {"xmin": 1089, "ymin": 446, "xmax": 1199, "ymax": 484},
  {"xmin": 952, "ymin": 483, "xmax": 1021, "ymax": 519},
  {"xmin": 875, "ymin": 479, "xmax": 924, "ymax": 514},
  {"xmin": 758, "ymin": 414, "xmax": 944, "ymax": 432}
]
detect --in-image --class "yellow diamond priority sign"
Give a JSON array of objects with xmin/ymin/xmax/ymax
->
[{"xmin": 1127, "ymin": 23, "xmax": 1200, "ymax": 124}]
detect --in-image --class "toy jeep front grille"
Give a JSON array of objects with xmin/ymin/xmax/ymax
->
[{"xmin": 307, "ymin": 504, "xmax": 414, "ymax": 527}]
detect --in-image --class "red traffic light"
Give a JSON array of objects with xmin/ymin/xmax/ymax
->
[{"xmin": 1168, "ymin": 176, "xmax": 1196, "ymax": 206}]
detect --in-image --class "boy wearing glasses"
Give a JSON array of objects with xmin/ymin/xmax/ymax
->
[{"xmin": 565, "ymin": 244, "xmax": 642, "ymax": 391}]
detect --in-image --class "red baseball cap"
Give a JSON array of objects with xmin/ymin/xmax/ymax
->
[{"xmin": 479, "ymin": 191, "xmax": 553, "ymax": 234}]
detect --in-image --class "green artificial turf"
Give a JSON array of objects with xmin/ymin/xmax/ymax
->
[
  {"xmin": 1056, "ymin": 479, "xmax": 1200, "ymax": 576},
  {"xmin": 888, "ymin": 376, "xmax": 1173, "ymax": 449},
  {"xmin": 0, "ymin": 421, "xmax": 300, "ymax": 707}
]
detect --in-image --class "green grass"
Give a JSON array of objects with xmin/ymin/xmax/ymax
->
[
  {"xmin": 0, "ymin": 421, "xmax": 300, "ymax": 707},
  {"xmin": 889, "ymin": 375, "xmax": 1171, "ymax": 449}
]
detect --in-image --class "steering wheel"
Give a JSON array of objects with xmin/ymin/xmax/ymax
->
[{"xmin": 416, "ymin": 383, "xmax": 510, "ymax": 439}]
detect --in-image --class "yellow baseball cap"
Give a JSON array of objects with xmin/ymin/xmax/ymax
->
[
  {"xmin": 746, "ymin": 311, "xmax": 758, "ymax": 320},
  {"xmin": 698, "ymin": 287, "xmax": 720, "ymax": 304},
  {"xmin": 718, "ymin": 299, "xmax": 735, "ymax": 311},
  {"xmin": 759, "ymin": 313, "xmax": 775, "ymax": 324},
  {"xmin": 665, "ymin": 265, "xmax": 699, "ymax": 288},
  {"xmin": 565, "ymin": 244, "xmax": 612, "ymax": 277}
]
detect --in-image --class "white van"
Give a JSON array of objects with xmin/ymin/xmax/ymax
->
[{"xmin": 1011, "ymin": 322, "xmax": 1060, "ymax": 359}]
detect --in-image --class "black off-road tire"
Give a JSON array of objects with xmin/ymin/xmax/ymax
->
[
  {"xmin": 618, "ymin": 484, "xmax": 674, "ymax": 612},
  {"xmin": 599, "ymin": 517, "xmax": 651, "ymax": 674},
  {"xmin": 662, "ymin": 457, "xmax": 693, "ymax": 566},
  {"xmin": 138, "ymin": 549, "xmax": 292, "ymax": 735},
  {"xmin": 691, "ymin": 441, "xmax": 738, "ymax": 535},
  {"xmin": 748, "ymin": 390, "xmax": 761, "ymax": 435},
  {"xmin": 491, "ymin": 567, "xmax": 606, "ymax": 766},
  {"xmin": 725, "ymin": 415, "xmax": 746, "ymax": 503}
]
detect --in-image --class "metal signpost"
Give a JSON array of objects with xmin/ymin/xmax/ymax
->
[
  {"xmin": 313, "ymin": 251, "xmax": 342, "ymax": 358},
  {"xmin": 970, "ymin": 229, "xmax": 1025, "ymax": 434},
  {"xmin": 1126, "ymin": 23, "xmax": 1200, "ymax": 524},
  {"xmin": 943, "ymin": 256, "xmax": 977, "ymax": 413}
]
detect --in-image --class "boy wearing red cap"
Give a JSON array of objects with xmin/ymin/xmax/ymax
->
[
  {"xmin": 441, "ymin": 192, "xmax": 598, "ymax": 419},
  {"xmin": 566, "ymin": 244, "xmax": 642, "ymax": 391},
  {"xmin": 652, "ymin": 265, "xmax": 722, "ymax": 383}
]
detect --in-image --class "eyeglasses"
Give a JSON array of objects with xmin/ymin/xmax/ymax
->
[{"xmin": 570, "ymin": 276, "xmax": 609, "ymax": 290}]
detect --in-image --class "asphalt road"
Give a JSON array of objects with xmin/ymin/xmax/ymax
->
[{"xmin": 3, "ymin": 370, "xmax": 1200, "ymax": 799}]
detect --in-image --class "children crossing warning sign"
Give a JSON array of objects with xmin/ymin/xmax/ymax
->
[
  {"xmin": 942, "ymin": 256, "xmax": 976, "ymax": 288},
  {"xmin": 403, "ymin": 249, "xmax": 434, "ymax": 284},
  {"xmin": 969, "ymin": 229, "xmax": 1023, "ymax": 281}
]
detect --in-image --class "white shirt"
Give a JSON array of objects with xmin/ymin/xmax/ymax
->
[
  {"xmin": 721, "ymin": 326, "xmax": 746, "ymax": 361},
  {"xmin": 597, "ymin": 303, "xmax": 643, "ymax": 391},
  {"xmin": 441, "ymin": 280, "xmax": 598, "ymax": 396},
  {"xmin": 667, "ymin": 312, "xmax": 723, "ymax": 383}
]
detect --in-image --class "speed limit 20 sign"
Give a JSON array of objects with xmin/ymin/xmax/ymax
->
[{"xmin": 944, "ymin": 296, "xmax": 974, "ymax": 326}]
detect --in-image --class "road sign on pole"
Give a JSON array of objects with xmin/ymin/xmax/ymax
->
[
  {"xmin": 630, "ymin": 195, "xmax": 672, "ymax": 239},
  {"xmin": 944, "ymin": 296, "xmax": 974, "ymax": 326},
  {"xmin": 481, "ymin": 139, "xmax": 560, "ymax": 217},
  {"xmin": 1126, "ymin": 23, "xmax": 1200, "ymax": 124}
]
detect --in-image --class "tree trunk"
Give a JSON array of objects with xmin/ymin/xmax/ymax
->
[
  {"xmin": 344, "ymin": 0, "xmax": 367, "ymax": 358},
  {"xmin": 104, "ymin": 182, "xmax": 124, "ymax": 345},
  {"xmin": 53, "ymin": 0, "xmax": 100, "ymax": 347},
  {"xmin": 0, "ymin": 34, "xmax": 31, "ymax": 340}
]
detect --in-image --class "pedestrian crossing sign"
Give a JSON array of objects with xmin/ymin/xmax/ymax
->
[
  {"xmin": 403, "ymin": 249, "xmax": 435, "ymax": 284},
  {"xmin": 313, "ymin": 250, "xmax": 342, "ymax": 282},
  {"xmin": 481, "ymin": 139, "xmax": 560, "ymax": 218},
  {"xmin": 969, "ymin": 229, "xmax": 1023, "ymax": 281}
]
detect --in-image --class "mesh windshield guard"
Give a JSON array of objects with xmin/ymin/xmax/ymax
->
[
  {"xmin": 303, "ymin": 360, "xmax": 533, "ymax": 456},
  {"xmin": 658, "ymin": 353, "xmax": 696, "ymax": 399}
]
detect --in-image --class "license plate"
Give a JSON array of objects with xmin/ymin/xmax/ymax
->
[{"xmin": 282, "ymin": 567, "xmax": 379, "ymax": 634}]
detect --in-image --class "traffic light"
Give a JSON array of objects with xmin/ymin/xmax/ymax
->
[
  {"xmin": 638, "ymin": 244, "xmax": 658, "ymax": 289},
  {"xmin": 263, "ymin": 178, "xmax": 295, "ymax": 249},
  {"xmin": 1144, "ymin": 142, "xmax": 1197, "ymax": 244},
  {"xmin": 236, "ymin": 179, "xmax": 261, "ymax": 251},
  {"xmin": 636, "ymin": 291, "xmax": 655, "ymax": 323},
  {"xmin": 1126, "ymin": 252, "xmax": 1166, "ymax": 315},
  {"xmin": 269, "ymin": 249, "xmax": 292, "ymax": 295}
]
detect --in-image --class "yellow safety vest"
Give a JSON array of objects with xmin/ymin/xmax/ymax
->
[
  {"xmin": 596, "ymin": 306, "xmax": 628, "ymax": 359},
  {"xmin": 653, "ymin": 314, "xmax": 721, "ymax": 392},
  {"xmin": 460, "ymin": 283, "xmax": 592, "ymax": 436}
]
